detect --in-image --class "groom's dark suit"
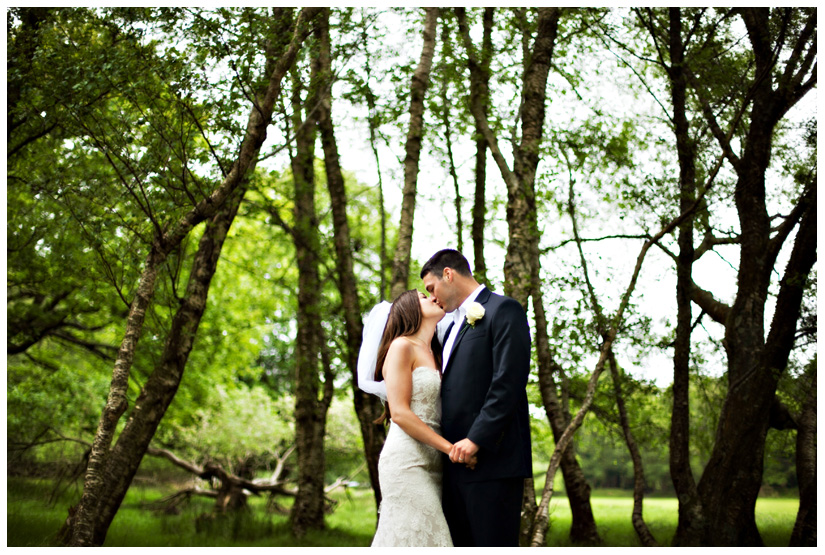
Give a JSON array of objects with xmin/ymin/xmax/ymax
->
[{"xmin": 440, "ymin": 287, "xmax": 532, "ymax": 546}]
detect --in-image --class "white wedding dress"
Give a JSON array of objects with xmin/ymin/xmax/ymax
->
[{"xmin": 371, "ymin": 367, "xmax": 453, "ymax": 547}]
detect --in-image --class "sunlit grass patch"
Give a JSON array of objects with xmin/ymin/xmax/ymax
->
[{"xmin": 545, "ymin": 493, "xmax": 798, "ymax": 547}]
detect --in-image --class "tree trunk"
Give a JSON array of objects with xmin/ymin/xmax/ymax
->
[
  {"xmin": 530, "ymin": 166, "xmax": 715, "ymax": 546},
  {"xmin": 691, "ymin": 9, "xmax": 817, "ymax": 545},
  {"xmin": 360, "ymin": 20, "xmax": 388, "ymax": 300},
  {"xmin": 315, "ymin": 7, "xmax": 386, "ymax": 514},
  {"xmin": 533, "ymin": 279, "xmax": 601, "ymax": 545},
  {"xmin": 57, "ymin": 185, "xmax": 247, "ymax": 544},
  {"xmin": 95, "ymin": 186, "xmax": 246, "ymax": 544},
  {"xmin": 789, "ymin": 369, "xmax": 816, "ymax": 546},
  {"xmin": 630, "ymin": 7, "xmax": 818, "ymax": 546},
  {"xmin": 288, "ymin": 28, "xmax": 334, "ymax": 536},
  {"xmin": 470, "ymin": 7, "xmax": 494, "ymax": 287},
  {"xmin": 438, "ymin": 19, "xmax": 463, "ymax": 253},
  {"xmin": 666, "ymin": 8, "xmax": 705, "ymax": 546},
  {"xmin": 609, "ymin": 350, "xmax": 658, "ymax": 547},
  {"xmin": 697, "ymin": 182, "xmax": 816, "ymax": 545},
  {"xmin": 530, "ymin": 334, "xmax": 615, "ymax": 546},
  {"xmin": 456, "ymin": 7, "xmax": 602, "ymax": 545},
  {"xmin": 63, "ymin": 8, "xmax": 318, "ymax": 546},
  {"xmin": 389, "ymin": 7, "xmax": 438, "ymax": 299}
]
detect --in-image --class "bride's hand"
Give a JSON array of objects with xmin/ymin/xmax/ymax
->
[{"xmin": 450, "ymin": 444, "xmax": 478, "ymax": 469}]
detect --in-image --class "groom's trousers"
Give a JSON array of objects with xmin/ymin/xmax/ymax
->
[{"xmin": 443, "ymin": 475, "xmax": 523, "ymax": 547}]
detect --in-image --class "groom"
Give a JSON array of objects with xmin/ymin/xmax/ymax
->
[{"xmin": 421, "ymin": 249, "xmax": 532, "ymax": 547}]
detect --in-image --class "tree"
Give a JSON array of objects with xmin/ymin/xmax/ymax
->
[
  {"xmin": 789, "ymin": 364, "xmax": 816, "ymax": 546},
  {"xmin": 50, "ymin": 8, "xmax": 321, "ymax": 546},
  {"xmin": 313, "ymin": 6, "xmax": 387, "ymax": 515},
  {"xmin": 283, "ymin": 14, "xmax": 335, "ymax": 535},
  {"xmin": 469, "ymin": 7, "xmax": 495, "ymax": 286},
  {"xmin": 632, "ymin": 7, "xmax": 709, "ymax": 544},
  {"xmin": 456, "ymin": 7, "xmax": 603, "ymax": 545},
  {"xmin": 630, "ymin": 7, "xmax": 816, "ymax": 545},
  {"xmin": 389, "ymin": 7, "xmax": 439, "ymax": 299}
]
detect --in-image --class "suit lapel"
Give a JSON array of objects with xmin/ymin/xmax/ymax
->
[{"xmin": 444, "ymin": 288, "xmax": 492, "ymax": 373}]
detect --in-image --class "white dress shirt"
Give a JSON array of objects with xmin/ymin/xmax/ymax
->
[{"xmin": 441, "ymin": 284, "xmax": 486, "ymax": 372}]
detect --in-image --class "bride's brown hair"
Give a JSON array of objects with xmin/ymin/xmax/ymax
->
[{"xmin": 373, "ymin": 290, "xmax": 441, "ymax": 425}]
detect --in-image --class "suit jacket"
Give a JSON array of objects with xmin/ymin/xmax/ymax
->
[{"xmin": 440, "ymin": 287, "xmax": 532, "ymax": 483}]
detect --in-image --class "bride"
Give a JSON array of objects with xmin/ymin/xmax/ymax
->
[{"xmin": 358, "ymin": 290, "xmax": 475, "ymax": 547}]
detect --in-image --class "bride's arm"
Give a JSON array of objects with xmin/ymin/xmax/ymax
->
[{"xmin": 383, "ymin": 339, "xmax": 453, "ymax": 456}]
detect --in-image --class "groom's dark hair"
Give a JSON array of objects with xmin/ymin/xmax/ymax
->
[{"xmin": 420, "ymin": 249, "xmax": 472, "ymax": 279}]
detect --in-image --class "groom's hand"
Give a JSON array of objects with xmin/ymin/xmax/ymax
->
[{"xmin": 449, "ymin": 438, "xmax": 479, "ymax": 467}]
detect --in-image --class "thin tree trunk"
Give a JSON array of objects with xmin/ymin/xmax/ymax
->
[
  {"xmin": 455, "ymin": 6, "xmax": 558, "ymax": 300},
  {"xmin": 96, "ymin": 186, "xmax": 246, "ymax": 543},
  {"xmin": 361, "ymin": 20, "xmax": 388, "ymax": 300},
  {"xmin": 315, "ymin": 7, "xmax": 386, "ymax": 515},
  {"xmin": 789, "ymin": 370, "xmax": 816, "ymax": 546},
  {"xmin": 459, "ymin": 8, "xmax": 604, "ymax": 545},
  {"xmin": 532, "ymin": 266, "xmax": 601, "ymax": 545},
  {"xmin": 389, "ymin": 7, "xmax": 438, "ymax": 299},
  {"xmin": 530, "ymin": 334, "xmax": 615, "ymax": 546},
  {"xmin": 438, "ymin": 18, "xmax": 463, "ymax": 253},
  {"xmin": 666, "ymin": 8, "xmax": 705, "ymax": 546},
  {"xmin": 63, "ymin": 8, "xmax": 318, "ymax": 546},
  {"xmin": 471, "ymin": 7, "xmax": 494, "ymax": 287},
  {"xmin": 530, "ymin": 168, "xmax": 719, "ymax": 546},
  {"xmin": 288, "ymin": 25, "xmax": 334, "ymax": 536},
  {"xmin": 608, "ymin": 350, "xmax": 659, "ymax": 547}
]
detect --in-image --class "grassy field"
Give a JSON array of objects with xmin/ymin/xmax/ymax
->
[
  {"xmin": 7, "ymin": 476, "xmax": 799, "ymax": 547},
  {"xmin": 543, "ymin": 492, "xmax": 798, "ymax": 547}
]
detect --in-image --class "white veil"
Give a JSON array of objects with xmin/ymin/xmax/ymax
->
[{"xmin": 357, "ymin": 301, "xmax": 392, "ymax": 401}]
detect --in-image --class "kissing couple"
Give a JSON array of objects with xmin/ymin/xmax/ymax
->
[{"xmin": 358, "ymin": 249, "xmax": 533, "ymax": 547}]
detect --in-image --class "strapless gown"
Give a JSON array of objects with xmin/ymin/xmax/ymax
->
[{"xmin": 371, "ymin": 367, "xmax": 453, "ymax": 547}]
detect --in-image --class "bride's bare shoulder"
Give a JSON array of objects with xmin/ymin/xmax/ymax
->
[{"xmin": 387, "ymin": 336, "xmax": 415, "ymax": 357}]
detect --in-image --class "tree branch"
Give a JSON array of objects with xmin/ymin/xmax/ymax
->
[{"xmin": 690, "ymin": 282, "xmax": 731, "ymax": 324}]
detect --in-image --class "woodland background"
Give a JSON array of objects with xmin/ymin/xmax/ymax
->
[{"xmin": 5, "ymin": 6, "xmax": 816, "ymax": 547}]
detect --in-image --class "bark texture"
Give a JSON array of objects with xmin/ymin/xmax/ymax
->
[
  {"xmin": 63, "ymin": 8, "xmax": 317, "ymax": 546},
  {"xmin": 609, "ymin": 351, "xmax": 659, "ymax": 547},
  {"xmin": 687, "ymin": 8, "xmax": 817, "ymax": 546},
  {"xmin": 457, "ymin": 7, "xmax": 601, "ymax": 545},
  {"xmin": 389, "ymin": 7, "xmax": 438, "ymax": 299},
  {"xmin": 288, "ymin": 33, "xmax": 334, "ymax": 536},
  {"xmin": 789, "ymin": 371, "xmax": 816, "ymax": 547},
  {"xmin": 634, "ymin": 8, "xmax": 816, "ymax": 546},
  {"xmin": 470, "ymin": 7, "xmax": 494, "ymax": 287},
  {"xmin": 438, "ymin": 19, "xmax": 463, "ymax": 253},
  {"xmin": 314, "ymin": 8, "xmax": 386, "ymax": 514},
  {"xmin": 98, "ymin": 186, "xmax": 246, "ymax": 543},
  {"xmin": 665, "ymin": 8, "xmax": 705, "ymax": 545}
]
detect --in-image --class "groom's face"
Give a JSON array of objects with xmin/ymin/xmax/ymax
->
[{"xmin": 422, "ymin": 268, "xmax": 458, "ymax": 313}]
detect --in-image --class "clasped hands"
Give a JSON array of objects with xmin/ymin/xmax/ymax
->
[{"xmin": 449, "ymin": 438, "xmax": 479, "ymax": 470}]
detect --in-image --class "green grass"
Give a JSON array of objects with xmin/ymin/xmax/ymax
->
[
  {"xmin": 544, "ymin": 494, "xmax": 799, "ymax": 547},
  {"xmin": 7, "ymin": 476, "xmax": 798, "ymax": 547},
  {"xmin": 7, "ymin": 476, "xmax": 377, "ymax": 547}
]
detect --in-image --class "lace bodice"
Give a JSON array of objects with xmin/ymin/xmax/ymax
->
[{"xmin": 406, "ymin": 367, "xmax": 442, "ymax": 428}]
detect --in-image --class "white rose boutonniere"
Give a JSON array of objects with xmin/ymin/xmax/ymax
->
[{"xmin": 466, "ymin": 302, "xmax": 485, "ymax": 328}]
